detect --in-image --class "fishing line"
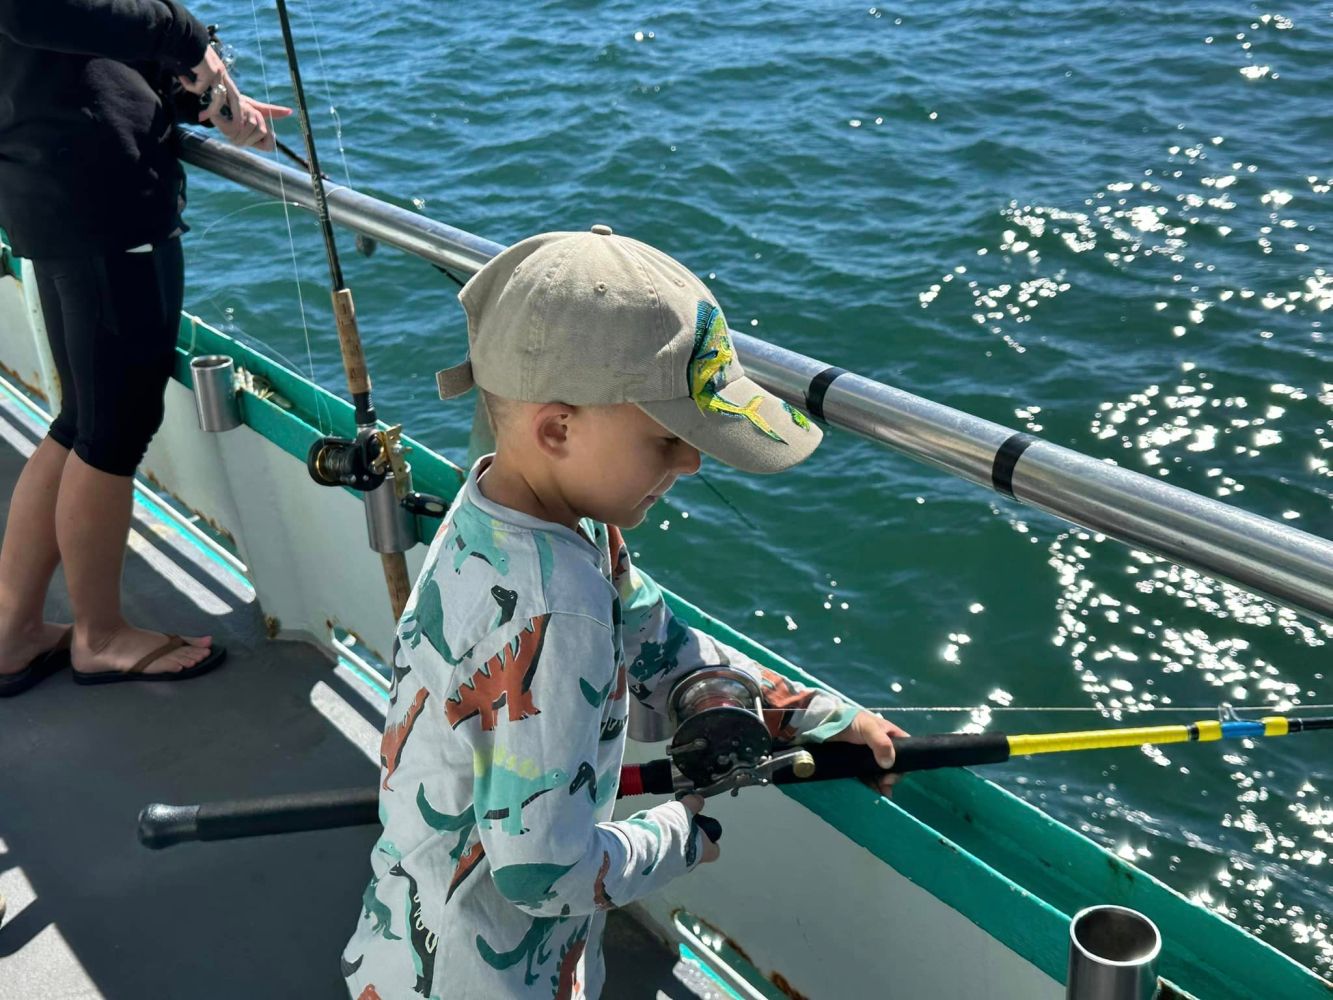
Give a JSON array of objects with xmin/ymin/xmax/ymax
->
[
  {"xmin": 298, "ymin": 0, "xmax": 355, "ymax": 190},
  {"xmin": 693, "ymin": 470, "xmax": 759, "ymax": 531},
  {"xmin": 197, "ymin": 198, "xmax": 289, "ymax": 238},
  {"xmin": 244, "ymin": 0, "xmax": 333, "ymax": 436}
]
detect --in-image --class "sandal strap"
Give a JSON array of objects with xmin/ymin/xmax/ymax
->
[{"xmin": 128, "ymin": 634, "xmax": 186, "ymax": 675}]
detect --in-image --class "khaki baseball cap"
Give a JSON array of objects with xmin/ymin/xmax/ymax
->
[{"xmin": 436, "ymin": 225, "xmax": 822, "ymax": 474}]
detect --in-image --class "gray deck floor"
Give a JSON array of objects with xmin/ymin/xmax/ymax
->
[{"xmin": 0, "ymin": 392, "xmax": 706, "ymax": 998}]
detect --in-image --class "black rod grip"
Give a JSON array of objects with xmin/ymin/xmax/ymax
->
[
  {"xmin": 771, "ymin": 733, "xmax": 1012, "ymax": 783},
  {"xmin": 618, "ymin": 759, "xmax": 674, "ymax": 798},
  {"xmin": 138, "ymin": 787, "xmax": 379, "ymax": 849},
  {"xmin": 1288, "ymin": 717, "xmax": 1333, "ymax": 733}
]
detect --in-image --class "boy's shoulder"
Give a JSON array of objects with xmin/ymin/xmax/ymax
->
[{"xmin": 399, "ymin": 498, "xmax": 616, "ymax": 673}]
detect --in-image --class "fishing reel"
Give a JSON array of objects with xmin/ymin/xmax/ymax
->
[
  {"xmin": 665, "ymin": 667, "xmax": 817, "ymax": 797},
  {"xmin": 307, "ymin": 428, "xmax": 387, "ymax": 491},
  {"xmin": 307, "ymin": 425, "xmax": 447, "ymax": 520}
]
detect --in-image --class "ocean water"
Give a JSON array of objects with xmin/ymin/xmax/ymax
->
[{"xmin": 182, "ymin": 0, "xmax": 1332, "ymax": 976}]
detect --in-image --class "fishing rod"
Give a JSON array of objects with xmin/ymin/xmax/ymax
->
[
  {"xmin": 135, "ymin": 667, "xmax": 1331, "ymax": 849},
  {"xmin": 264, "ymin": 0, "xmax": 448, "ymax": 620}
]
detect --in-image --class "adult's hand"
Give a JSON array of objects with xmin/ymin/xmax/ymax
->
[
  {"xmin": 178, "ymin": 46, "xmax": 242, "ymax": 127},
  {"xmin": 201, "ymin": 95, "xmax": 293, "ymax": 152}
]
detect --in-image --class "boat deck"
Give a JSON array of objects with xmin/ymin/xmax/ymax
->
[{"xmin": 0, "ymin": 389, "xmax": 712, "ymax": 998}]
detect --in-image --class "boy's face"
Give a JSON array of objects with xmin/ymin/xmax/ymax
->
[{"xmin": 560, "ymin": 403, "xmax": 702, "ymax": 529}]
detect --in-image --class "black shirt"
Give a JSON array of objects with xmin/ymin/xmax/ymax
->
[{"xmin": 0, "ymin": 1, "xmax": 210, "ymax": 258}]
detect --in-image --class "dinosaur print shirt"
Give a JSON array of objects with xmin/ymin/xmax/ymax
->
[{"xmin": 343, "ymin": 457, "xmax": 857, "ymax": 1000}]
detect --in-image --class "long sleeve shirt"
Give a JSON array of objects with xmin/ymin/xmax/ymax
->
[
  {"xmin": 0, "ymin": 0, "xmax": 209, "ymax": 257},
  {"xmin": 343, "ymin": 457, "xmax": 856, "ymax": 1000}
]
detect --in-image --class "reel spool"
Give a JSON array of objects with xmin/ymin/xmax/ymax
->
[{"xmin": 667, "ymin": 667, "xmax": 772, "ymax": 788}]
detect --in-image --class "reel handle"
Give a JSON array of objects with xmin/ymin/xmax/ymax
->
[{"xmin": 402, "ymin": 491, "xmax": 448, "ymax": 517}]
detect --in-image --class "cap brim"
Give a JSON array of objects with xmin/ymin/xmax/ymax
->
[{"xmin": 637, "ymin": 375, "xmax": 822, "ymax": 474}]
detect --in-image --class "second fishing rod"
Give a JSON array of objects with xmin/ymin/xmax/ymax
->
[{"xmin": 137, "ymin": 665, "xmax": 1332, "ymax": 848}]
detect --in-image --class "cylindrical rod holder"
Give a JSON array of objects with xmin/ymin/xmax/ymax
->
[
  {"xmin": 190, "ymin": 355, "xmax": 241, "ymax": 432},
  {"xmin": 1067, "ymin": 905, "xmax": 1161, "ymax": 1000},
  {"xmin": 628, "ymin": 697, "xmax": 672, "ymax": 744},
  {"xmin": 365, "ymin": 465, "xmax": 416, "ymax": 554}
]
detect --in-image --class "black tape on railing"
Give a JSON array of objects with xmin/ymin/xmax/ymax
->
[{"xmin": 138, "ymin": 787, "xmax": 379, "ymax": 849}]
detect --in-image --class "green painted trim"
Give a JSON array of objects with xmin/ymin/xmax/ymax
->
[
  {"xmin": 676, "ymin": 944, "xmax": 757, "ymax": 1000},
  {"xmin": 132, "ymin": 488, "xmax": 254, "ymax": 592},
  {"xmin": 662, "ymin": 590, "xmax": 1329, "ymax": 999},
  {"xmin": 0, "ymin": 374, "xmax": 252, "ymax": 592},
  {"xmin": 0, "ymin": 227, "xmax": 16, "ymax": 279},
  {"xmin": 171, "ymin": 313, "xmax": 466, "ymax": 545},
  {"xmin": 339, "ymin": 656, "xmax": 391, "ymax": 702}
]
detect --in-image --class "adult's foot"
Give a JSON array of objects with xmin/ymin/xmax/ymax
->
[
  {"xmin": 0, "ymin": 620, "xmax": 72, "ymax": 676},
  {"xmin": 72, "ymin": 624, "xmax": 213, "ymax": 678}
]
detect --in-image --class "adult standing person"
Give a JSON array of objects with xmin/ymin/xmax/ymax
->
[{"xmin": 0, "ymin": 1, "xmax": 290, "ymax": 695}]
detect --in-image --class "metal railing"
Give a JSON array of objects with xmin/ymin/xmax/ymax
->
[{"xmin": 179, "ymin": 130, "xmax": 1333, "ymax": 625}]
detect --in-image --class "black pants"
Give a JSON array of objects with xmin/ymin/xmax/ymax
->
[{"xmin": 32, "ymin": 238, "xmax": 184, "ymax": 477}]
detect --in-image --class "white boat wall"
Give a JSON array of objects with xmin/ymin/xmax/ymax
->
[{"xmin": 2, "ymin": 213, "xmax": 1330, "ymax": 1000}]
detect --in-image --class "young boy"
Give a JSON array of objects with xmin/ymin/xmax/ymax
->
[{"xmin": 343, "ymin": 225, "xmax": 905, "ymax": 1000}]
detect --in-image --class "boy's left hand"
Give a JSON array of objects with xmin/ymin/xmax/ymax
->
[{"xmin": 828, "ymin": 710, "xmax": 909, "ymax": 797}]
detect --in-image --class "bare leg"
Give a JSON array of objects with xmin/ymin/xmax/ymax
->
[
  {"xmin": 56, "ymin": 452, "xmax": 212, "ymax": 675},
  {"xmin": 0, "ymin": 437, "xmax": 73, "ymax": 672}
]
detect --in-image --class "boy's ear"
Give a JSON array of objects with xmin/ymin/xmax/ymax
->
[{"xmin": 531, "ymin": 402, "xmax": 575, "ymax": 458}]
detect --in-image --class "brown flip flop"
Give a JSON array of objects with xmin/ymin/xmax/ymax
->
[
  {"xmin": 0, "ymin": 627, "xmax": 73, "ymax": 698},
  {"xmin": 72, "ymin": 634, "xmax": 227, "ymax": 686}
]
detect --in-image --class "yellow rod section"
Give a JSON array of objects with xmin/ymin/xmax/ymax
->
[{"xmin": 1008, "ymin": 722, "xmax": 1222, "ymax": 757}]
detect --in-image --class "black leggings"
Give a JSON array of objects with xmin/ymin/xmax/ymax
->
[{"xmin": 32, "ymin": 238, "xmax": 185, "ymax": 477}]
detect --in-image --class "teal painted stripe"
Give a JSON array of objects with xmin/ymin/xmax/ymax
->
[
  {"xmin": 171, "ymin": 313, "xmax": 465, "ymax": 544},
  {"xmin": 0, "ymin": 374, "xmax": 250, "ymax": 592},
  {"xmin": 131, "ymin": 488, "xmax": 252, "ymax": 592},
  {"xmin": 677, "ymin": 944, "xmax": 747, "ymax": 1000},
  {"xmin": 0, "ymin": 227, "xmax": 17, "ymax": 279},
  {"xmin": 0, "ymin": 371, "xmax": 52, "ymax": 427},
  {"xmin": 339, "ymin": 655, "xmax": 391, "ymax": 702}
]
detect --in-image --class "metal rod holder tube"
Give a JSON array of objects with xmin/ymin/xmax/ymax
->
[
  {"xmin": 365, "ymin": 466, "xmax": 416, "ymax": 554},
  {"xmin": 190, "ymin": 355, "xmax": 241, "ymax": 432},
  {"xmin": 628, "ymin": 697, "xmax": 672, "ymax": 744},
  {"xmin": 1067, "ymin": 905, "xmax": 1161, "ymax": 1000}
]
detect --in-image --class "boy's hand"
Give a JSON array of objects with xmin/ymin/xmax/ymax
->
[
  {"xmin": 680, "ymin": 794, "xmax": 721, "ymax": 864},
  {"xmin": 828, "ymin": 710, "xmax": 910, "ymax": 797}
]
